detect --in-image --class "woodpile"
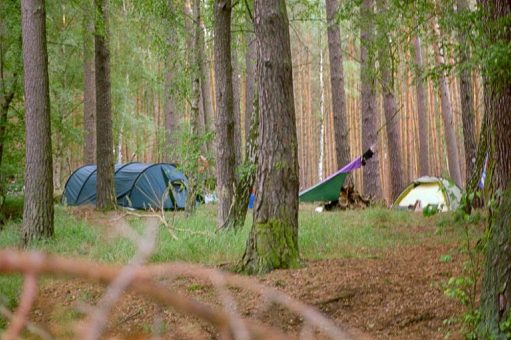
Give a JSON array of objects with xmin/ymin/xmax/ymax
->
[{"xmin": 323, "ymin": 183, "xmax": 371, "ymax": 211}]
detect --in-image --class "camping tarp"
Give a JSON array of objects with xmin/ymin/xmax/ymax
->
[
  {"xmin": 299, "ymin": 156, "xmax": 362, "ymax": 202},
  {"xmin": 63, "ymin": 162, "xmax": 189, "ymax": 209}
]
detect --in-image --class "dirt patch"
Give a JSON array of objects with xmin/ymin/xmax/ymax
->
[{"xmin": 29, "ymin": 238, "xmax": 464, "ymax": 339}]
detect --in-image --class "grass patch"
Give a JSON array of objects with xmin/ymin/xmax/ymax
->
[{"xmin": 0, "ymin": 202, "xmax": 478, "ymax": 330}]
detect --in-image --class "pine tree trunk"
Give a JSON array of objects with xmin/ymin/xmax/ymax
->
[
  {"xmin": 21, "ymin": 0, "xmax": 54, "ymax": 244},
  {"xmin": 214, "ymin": 0, "xmax": 236, "ymax": 226},
  {"xmin": 325, "ymin": 0, "xmax": 350, "ymax": 171},
  {"xmin": 83, "ymin": 0, "xmax": 96, "ymax": 165},
  {"xmin": 94, "ymin": 0, "xmax": 116, "ymax": 210},
  {"xmin": 456, "ymin": 0, "xmax": 477, "ymax": 186},
  {"xmin": 360, "ymin": 0, "xmax": 381, "ymax": 199},
  {"xmin": 432, "ymin": 20, "xmax": 463, "ymax": 188},
  {"xmin": 231, "ymin": 40, "xmax": 242, "ymax": 166},
  {"xmin": 199, "ymin": 20, "xmax": 214, "ymax": 138},
  {"xmin": 478, "ymin": 2, "xmax": 511, "ymax": 337},
  {"xmin": 414, "ymin": 35, "xmax": 429, "ymax": 176},
  {"xmin": 377, "ymin": 7, "xmax": 404, "ymax": 201},
  {"xmin": 324, "ymin": 0, "xmax": 352, "ymax": 188},
  {"xmin": 240, "ymin": 0, "xmax": 300, "ymax": 274},
  {"xmin": 245, "ymin": 35, "xmax": 256, "ymax": 146},
  {"xmin": 164, "ymin": 0, "xmax": 177, "ymax": 161}
]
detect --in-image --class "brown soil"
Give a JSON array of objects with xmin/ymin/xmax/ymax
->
[{"xmin": 29, "ymin": 211, "xmax": 466, "ymax": 339}]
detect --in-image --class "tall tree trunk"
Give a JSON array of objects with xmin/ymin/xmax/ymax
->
[
  {"xmin": 231, "ymin": 39, "xmax": 242, "ymax": 166},
  {"xmin": 164, "ymin": 0, "xmax": 177, "ymax": 161},
  {"xmin": 83, "ymin": 0, "xmax": 96, "ymax": 165},
  {"xmin": 414, "ymin": 35, "xmax": 429, "ymax": 176},
  {"xmin": 478, "ymin": 2, "xmax": 511, "ymax": 337},
  {"xmin": 360, "ymin": 0, "xmax": 381, "ymax": 199},
  {"xmin": 94, "ymin": 0, "xmax": 115, "ymax": 209},
  {"xmin": 245, "ymin": 35, "xmax": 256, "ymax": 146},
  {"xmin": 240, "ymin": 0, "xmax": 300, "ymax": 274},
  {"xmin": 199, "ymin": 20, "xmax": 214, "ymax": 138},
  {"xmin": 456, "ymin": 0, "xmax": 477, "ymax": 185},
  {"xmin": 318, "ymin": 40, "xmax": 325, "ymax": 180},
  {"xmin": 214, "ymin": 0, "xmax": 236, "ymax": 227},
  {"xmin": 21, "ymin": 0, "xmax": 54, "ymax": 244},
  {"xmin": 325, "ymin": 0, "xmax": 350, "ymax": 171},
  {"xmin": 432, "ymin": 20, "xmax": 463, "ymax": 188},
  {"xmin": 377, "ymin": 1, "xmax": 404, "ymax": 201}
]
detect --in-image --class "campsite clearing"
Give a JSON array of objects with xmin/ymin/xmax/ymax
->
[{"xmin": 0, "ymin": 204, "xmax": 483, "ymax": 339}]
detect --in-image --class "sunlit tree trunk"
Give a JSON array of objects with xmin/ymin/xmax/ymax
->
[
  {"xmin": 360, "ymin": 0, "xmax": 381, "ymax": 198},
  {"xmin": 231, "ymin": 39, "xmax": 242, "ymax": 166},
  {"xmin": 214, "ymin": 0, "xmax": 236, "ymax": 226},
  {"xmin": 414, "ymin": 35, "xmax": 429, "ymax": 176},
  {"xmin": 21, "ymin": 0, "xmax": 54, "ymax": 244},
  {"xmin": 240, "ymin": 0, "xmax": 300, "ymax": 274},
  {"xmin": 94, "ymin": 0, "xmax": 116, "ymax": 209}
]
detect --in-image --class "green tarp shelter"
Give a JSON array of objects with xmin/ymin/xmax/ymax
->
[{"xmin": 299, "ymin": 156, "xmax": 362, "ymax": 202}]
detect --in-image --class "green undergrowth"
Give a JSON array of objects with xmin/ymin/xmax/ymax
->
[{"xmin": 0, "ymin": 203, "xmax": 474, "ymax": 329}]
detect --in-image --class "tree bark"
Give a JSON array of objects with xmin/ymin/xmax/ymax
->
[
  {"xmin": 377, "ymin": 2, "xmax": 404, "ymax": 201},
  {"xmin": 231, "ymin": 39, "xmax": 242, "ymax": 166},
  {"xmin": 456, "ymin": 0, "xmax": 477, "ymax": 186},
  {"xmin": 478, "ymin": 2, "xmax": 511, "ymax": 337},
  {"xmin": 21, "ymin": 0, "xmax": 54, "ymax": 244},
  {"xmin": 94, "ymin": 0, "xmax": 116, "ymax": 210},
  {"xmin": 414, "ymin": 35, "xmax": 429, "ymax": 176},
  {"xmin": 83, "ymin": 0, "xmax": 96, "ymax": 165},
  {"xmin": 360, "ymin": 0, "xmax": 381, "ymax": 199},
  {"xmin": 199, "ymin": 20, "xmax": 214, "ymax": 139},
  {"xmin": 245, "ymin": 35, "xmax": 256, "ymax": 146},
  {"xmin": 214, "ymin": 0, "xmax": 236, "ymax": 227},
  {"xmin": 240, "ymin": 0, "xmax": 300, "ymax": 274},
  {"xmin": 325, "ymin": 0, "xmax": 350, "ymax": 171},
  {"xmin": 164, "ymin": 0, "xmax": 178, "ymax": 161},
  {"xmin": 432, "ymin": 20, "xmax": 463, "ymax": 188}
]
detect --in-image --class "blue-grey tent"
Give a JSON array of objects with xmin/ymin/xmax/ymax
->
[{"xmin": 63, "ymin": 163, "xmax": 189, "ymax": 210}]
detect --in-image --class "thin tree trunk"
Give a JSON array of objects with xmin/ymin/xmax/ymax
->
[
  {"xmin": 414, "ymin": 35, "xmax": 429, "ymax": 176},
  {"xmin": 199, "ymin": 20, "xmax": 214, "ymax": 138},
  {"xmin": 360, "ymin": 0, "xmax": 381, "ymax": 199},
  {"xmin": 231, "ymin": 39, "xmax": 242, "ymax": 166},
  {"xmin": 214, "ymin": 0, "xmax": 236, "ymax": 226},
  {"xmin": 377, "ymin": 2, "xmax": 404, "ymax": 201},
  {"xmin": 318, "ymin": 42, "xmax": 325, "ymax": 181},
  {"xmin": 94, "ymin": 0, "xmax": 116, "ymax": 209},
  {"xmin": 325, "ymin": 0, "xmax": 350, "ymax": 172},
  {"xmin": 456, "ymin": 0, "xmax": 477, "ymax": 185},
  {"xmin": 240, "ymin": 0, "xmax": 300, "ymax": 274},
  {"xmin": 21, "ymin": 0, "xmax": 54, "ymax": 244},
  {"xmin": 164, "ymin": 0, "xmax": 178, "ymax": 162},
  {"xmin": 478, "ymin": 2, "xmax": 511, "ymax": 335},
  {"xmin": 83, "ymin": 0, "xmax": 96, "ymax": 165},
  {"xmin": 245, "ymin": 35, "xmax": 256, "ymax": 146},
  {"xmin": 432, "ymin": 20, "xmax": 463, "ymax": 188}
]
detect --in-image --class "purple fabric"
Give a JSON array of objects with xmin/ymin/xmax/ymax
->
[
  {"xmin": 339, "ymin": 156, "xmax": 363, "ymax": 173},
  {"xmin": 319, "ymin": 156, "xmax": 363, "ymax": 184}
]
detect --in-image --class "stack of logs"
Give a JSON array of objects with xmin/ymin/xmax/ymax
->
[{"xmin": 324, "ymin": 183, "xmax": 371, "ymax": 211}]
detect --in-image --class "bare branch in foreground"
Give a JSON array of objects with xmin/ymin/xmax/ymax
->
[
  {"xmin": 2, "ymin": 273, "xmax": 37, "ymax": 340},
  {"xmin": 0, "ymin": 304, "xmax": 53, "ymax": 340}
]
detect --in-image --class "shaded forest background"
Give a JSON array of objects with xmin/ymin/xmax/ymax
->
[{"xmin": 0, "ymin": 0, "xmax": 484, "ymax": 205}]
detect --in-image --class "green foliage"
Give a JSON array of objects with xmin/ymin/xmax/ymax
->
[
  {"xmin": 442, "ymin": 204, "xmax": 486, "ymax": 339},
  {"xmin": 423, "ymin": 204, "xmax": 439, "ymax": 217}
]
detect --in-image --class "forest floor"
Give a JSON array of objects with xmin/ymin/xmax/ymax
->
[{"xmin": 3, "ymin": 204, "xmax": 483, "ymax": 339}]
